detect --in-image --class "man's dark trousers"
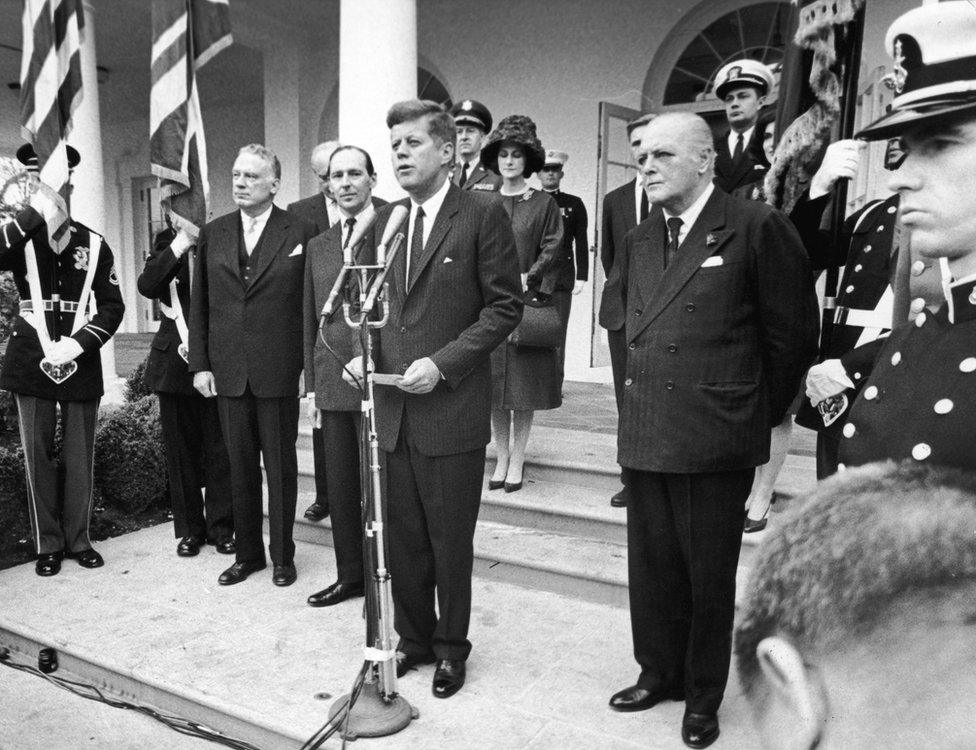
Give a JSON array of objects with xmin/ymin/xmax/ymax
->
[
  {"xmin": 626, "ymin": 468, "xmax": 753, "ymax": 714},
  {"xmin": 217, "ymin": 386, "xmax": 299, "ymax": 566}
]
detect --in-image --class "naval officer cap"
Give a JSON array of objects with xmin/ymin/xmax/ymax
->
[
  {"xmin": 543, "ymin": 150, "xmax": 569, "ymax": 168},
  {"xmin": 714, "ymin": 58, "xmax": 774, "ymax": 100},
  {"xmin": 858, "ymin": 1, "xmax": 976, "ymax": 140},
  {"xmin": 17, "ymin": 143, "xmax": 80, "ymax": 172},
  {"xmin": 450, "ymin": 99, "xmax": 493, "ymax": 133}
]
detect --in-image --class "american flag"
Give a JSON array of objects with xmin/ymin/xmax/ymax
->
[
  {"xmin": 150, "ymin": 0, "xmax": 232, "ymax": 232},
  {"xmin": 19, "ymin": 0, "xmax": 85, "ymax": 244}
]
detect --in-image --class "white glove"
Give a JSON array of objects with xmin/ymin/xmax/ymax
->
[
  {"xmin": 572, "ymin": 280, "xmax": 585, "ymax": 296},
  {"xmin": 45, "ymin": 337, "xmax": 83, "ymax": 366},
  {"xmin": 809, "ymin": 140, "xmax": 865, "ymax": 200},
  {"xmin": 805, "ymin": 359, "xmax": 855, "ymax": 406}
]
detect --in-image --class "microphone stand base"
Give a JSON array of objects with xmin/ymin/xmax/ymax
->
[{"xmin": 328, "ymin": 681, "xmax": 418, "ymax": 740}]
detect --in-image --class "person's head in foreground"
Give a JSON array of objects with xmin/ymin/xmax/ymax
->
[{"xmin": 734, "ymin": 461, "xmax": 976, "ymax": 749}]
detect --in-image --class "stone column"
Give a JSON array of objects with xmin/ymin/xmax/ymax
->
[
  {"xmin": 338, "ymin": 0, "xmax": 417, "ymax": 197},
  {"xmin": 69, "ymin": 1, "xmax": 121, "ymax": 399}
]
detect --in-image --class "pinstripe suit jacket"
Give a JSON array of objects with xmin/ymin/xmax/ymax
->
[
  {"xmin": 616, "ymin": 188, "xmax": 818, "ymax": 473},
  {"xmin": 365, "ymin": 184, "xmax": 522, "ymax": 456}
]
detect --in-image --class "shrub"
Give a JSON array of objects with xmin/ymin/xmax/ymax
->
[
  {"xmin": 0, "ymin": 442, "xmax": 31, "ymax": 548},
  {"xmin": 0, "ymin": 272, "xmax": 18, "ymax": 345},
  {"xmin": 124, "ymin": 356, "xmax": 154, "ymax": 403},
  {"xmin": 94, "ymin": 395, "xmax": 168, "ymax": 514}
]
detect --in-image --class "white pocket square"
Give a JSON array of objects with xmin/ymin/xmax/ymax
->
[
  {"xmin": 288, "ymin": 245, "xmax": 303, "ymax": 257},
  {"xmin": 701, "ymin": 256, "xmax": 724, "ymax": 268},
  {"xmin": 443, "ymin": 257, "xmax": 453, "ymax": 264}
]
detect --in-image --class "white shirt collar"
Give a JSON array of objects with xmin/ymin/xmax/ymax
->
[
  {"xmin": 241, "ymin": 203, "xmax": 273, "ymax": 229},
  {"xmin": 338, "ymin": 199, "xmax": 375, "ymax": 225},
  {"xmin": 459, "ymin": 155, "xmax": 480, "ymax": 172},
  {"xmin": 663, "ymin": 182, "xmax": 714, "ymax": 245},
  {"xmin": 411, "ymin": 176, "xmax": 451, "ymax": 224},
  {"xmin": 728, "ymin": 126, "xmax": 754, "ymax": 155},
  {"xmin": 634, "ymin": 177, "xmax": 646, "ymax": 222}
]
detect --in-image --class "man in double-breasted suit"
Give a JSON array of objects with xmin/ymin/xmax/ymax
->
[
  {"xmin": 189, "ymin": 143, "xmax": 316, "ymax": 588},
  {"xmin": 345, "ymin": 100, "xmax": 522, "ymax": 699},
  {"xmin": 608, "ymin": 113, "xmax": 818, "ymax": 749},
  {"xmin": 138, "ymin": 223, "xmax": 234, "ymax": 558},
  {"xmin": 599, "ymin": 112, "xmax": 655, "ymax": 508}
]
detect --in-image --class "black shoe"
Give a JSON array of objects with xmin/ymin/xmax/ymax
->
[
  {"xmin": 307, "ymin": 580, "xmax": 365, "ymax": 607},
  {"xmin": 272, "ymin": 563, "xmax": 297, "ymax": 587},
  {"xmin": 432, "ymin": 659, "xmax": 466, "ymax": 698},
  {"xmin": 66, "ymin": 548, "xmax": 104, "ymax": 568},
  {"xmin": 610, "ymin": 487, "xmax": 629, "ymax": 508},
  {"xmin": 609, "ymin": 683, "xmax": 684, "ymax": 712},
  {"xmin": 396, "ymin": 651, "xmax": 436, "ymax": 678},
  {"xmin": 211, "ymin": 538, "xmax": 236, "ymax": 555},
  {"xmin": 177, "ymin": 536, "xmax": 206, "ymax": 557},
  {"xmin": 35, "ymin": 552, "xmax": 63, "ymax": 577},
  {"xmin": 743, "ymin": 516, "xmax": 768, "ymax": 533},
  {"xmin": 304, "ymin": 502, "xmax": 330, "ymax": 522},
  {"xmin": 218, "ymin": 560, "xmax": 266, "ymax": 586},
  {"xmin": 503, "ymin": 481, "xmax": 522, "ymax": 493},
  {"xmin": 682, "ymin": 712, "xmax": 719, "ymax": 749},
  {"xmin": 487, "ymin": 479, "xmax": 505, "ymax": 491}
]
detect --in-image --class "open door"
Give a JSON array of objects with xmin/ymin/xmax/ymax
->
[
  {"xmin": 132, "ymin": 176, "xmax": 168, "ymax": 333},
  {"xmin": 591, "ymin": 101, "xmax": 642, "ymax": 367}
]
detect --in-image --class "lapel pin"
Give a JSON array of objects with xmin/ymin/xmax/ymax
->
[{"xmin": 706, "ymin": 233, "xmax": 717, "ymax": 247}]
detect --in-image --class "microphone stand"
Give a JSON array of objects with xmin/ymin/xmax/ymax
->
[{"xmin": 326, "ymin": 231, "xmax": 416, "ymax": 740}]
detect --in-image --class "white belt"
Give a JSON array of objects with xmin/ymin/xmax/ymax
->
[
  {"xmin": 20, "ymin": 299, "xmax": 82, "ymax": 313},
  {"xmin": 833, "ymin": 306, "xmax": 890, "ymax": 329}
]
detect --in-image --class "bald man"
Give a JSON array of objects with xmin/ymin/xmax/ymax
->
[{"xmin": 609, "ymin": 112, "xmax": 818, "ymax": 748}]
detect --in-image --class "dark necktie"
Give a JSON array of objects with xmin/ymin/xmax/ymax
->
[
  {"xmin": 664, "ymin": 217, "xmax": 683, "ymax": 269},
  {"xmin": 343, "ymin": 217, "xmax": 356, "ymax": 249},
  {"xmin": 732, "ymin": 133, "xmax": 744, "ymax": 163},
  {"xmin": 408, "ymin": 206, "xmax": 425, "ymax": 289},
  {"xmin": 459, "ymin": 162, "xmax": 469, "ymax": 187},
  {"xmin": 639, "ymin": 189, "xmax": 649, "ymax": 223}
]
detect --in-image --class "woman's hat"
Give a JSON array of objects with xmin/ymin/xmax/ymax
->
[{"xmin": 481, "ymin": 115, "xmax": 545, "ymax": 177}]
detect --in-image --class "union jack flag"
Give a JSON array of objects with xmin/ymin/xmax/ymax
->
[{"xmin": 150, "ymin": 0, "xmax": 232, "ymax": 232}]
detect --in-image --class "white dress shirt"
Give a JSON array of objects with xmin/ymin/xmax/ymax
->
[
  {"xmin": 662, "ymin": 183, "xmax": 714, "ymax": 248},
  {"xmin": 727, "ymin": 126, "xmax": 754, "ymax": 158},
  {"xmin": 634, "ymin": 176, "xmax": 647, "ymax": 224},
  {"xmin": 241, "ymin": 204, "xmax": 273, "ymax": 255},
  {"xmin": 405, "ymin": 176, "xmax": 451, "ymax": 282}
]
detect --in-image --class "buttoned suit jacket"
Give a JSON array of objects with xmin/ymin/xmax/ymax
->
[
  {"xmin": 303, "ymin": 221, "xmax": 361, "ymax": 412},
  {"xmin": 713, "ymin": 126, "xmax": 770, "ymax": 195},
  {"xmin": 188, "ymin": 205, "xmax": 316, "ymax": 397},
  {"xmin": 617, "ymin": 188, "xmax": 818, "ymax": 473},
  {"xmin": 287, "ymin": 193, "xmax": 388, "ymax": 234},
  {"xmin": 137, "ymin": 229, "xmax": 198, "ymax": 396},
  {"xmin": 598, "ymin": 178, "xmax": 639, "ymax": 332},
  {"xmin": 453, "ymin": 162, "xmax": 503, "ymax": 193},
  {"xmin": 365, "ymin": 184, "xmax": 522, "ymax": 456}
]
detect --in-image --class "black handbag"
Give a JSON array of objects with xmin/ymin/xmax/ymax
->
[{"xmin": 509, "ymin": 290, "xmax": 562, "ymax": 348}]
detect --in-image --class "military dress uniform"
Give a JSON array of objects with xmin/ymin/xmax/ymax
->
[
  {"xmin": 839, "ymin": 274, "xmax": 976, "ymax": 471},
  {"xmin": 137, "ymin": 229, "xmax": 234, "ymax": 550},
  {"xmin": 793, "ymin": 193, "xmax": 902, "ymax": 477},
  {"xmin": 0, "ymin": 206, "xmax": 124, "ymax": 556},
  {"xmin": 545, "ymin": 187, "xmax": 587, "ymax": 384}
]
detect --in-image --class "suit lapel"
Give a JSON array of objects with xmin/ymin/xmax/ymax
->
[
  {"xmin": 622, "ymin": 178, "xmax": 638, "ymax": 231},
  {"xmin": 632, "ymin": 209, "xmax": 665, "ymax": 323},
  {"xmin": 407, "ymin": 185, "xmax": 458, "ymax": 294},
  {"xmin": 246, "ymin": 206, "xmax": 289, "ymax": 294},
  {"xmin": 635, "ymin": 190, "xmax": 733, "ymax": 333},
  {"xmin": 217, "ymin": 215, "xmax": 244, "ymax": 287}
]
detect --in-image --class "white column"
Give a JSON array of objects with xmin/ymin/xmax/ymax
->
[
  {"xmin": 68, "ymin": 1, "xmax": 121, "ymax": 397},
  {"xmin": 263, "ymin": 45, "xmax": 302, "ymax": 207},
  {"xmin": 338, "ymin": 0, "xmax": 417, "ymax": 197}
]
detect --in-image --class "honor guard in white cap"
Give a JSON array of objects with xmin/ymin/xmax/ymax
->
[
  {"xmin": 449, "ymin": 99, "xmax": 502, "ymax": 192},
  {"xmin": 0, "ymin": 144, "xmax": 125, "ymax": 576},
  {"xmin": 806, "ymin": 1, "xmax": 976, "ymax": 472},
  {"xmin": 712, "ymin": 59, "xmax": 775, "ymax": 194}
]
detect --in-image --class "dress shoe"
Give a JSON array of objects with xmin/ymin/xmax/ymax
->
[
  {"xmin": 432, "ymin": 659, "xmax": 466, "ymax": 698},
  {"xmin": 66, "ymin": 548, "xmax": 104, "ymax": 568},
  {"xmin": 307, "ymin": 580, "xmax": 365, "ymax": 607},
  {"xmin": 682, "ymin": 712, "xmax": 719, "ymax": 749},
  {"xmin": 272, "ymin": 563, "xmax": 297, "ymax": 587},
  {"xmin": 211, "ymin": 538, "xmax": 236, "ymax": 555},
  {"xmin": 396, "ymin": 651, "xmax": 436, "ymax": 678},
  {"xmin": 177, "ymin": 536, "xmax": 206, "ymax": 557},
  {"xmin": 743, "ymin": 515, "xmax": 768, "ymax": 533},
  {"xmin": 503, "ymin": 481, "xmax": 522, "ymax": 493},
  {"xmin": 304, "ymin": 502, "xmax": 330, "ymax": 522},
  {"xmin": 35, "ymin": 552, "xmax": 63, "ymax": 577},
  {"xmin": 609, "ymin": 684, "xmax": 684, "ymax": 712},
  {"xmin": 218, "ymin": 560, "xmax": 266, "ymax": 586},
  {"xmin": 610, "ymin": 487, "xmax": 629, "ymax": 508},
  {"xmin": 487, "ymin": 479, "xmax": 505, "ymax": 491}
]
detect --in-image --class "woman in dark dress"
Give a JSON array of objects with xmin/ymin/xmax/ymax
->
[{"xmin": 480, "ymin": 115, "xmax": 564, "ymax": 492}]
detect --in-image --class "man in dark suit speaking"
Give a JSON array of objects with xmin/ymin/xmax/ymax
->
[
  {"xmin": 190, "ymin": 143, "xmax": 316, "ymax": 588},
  {"xmin": 608, "ymin": 112, "xmax": 818, "ymax": 749},
  {"xmin": 344, "ymin": 100, "xmax": 522, "ymax": 699}
]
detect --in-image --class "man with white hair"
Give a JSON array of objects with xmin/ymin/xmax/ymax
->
[{"xmin": 608, "ymin": 112, "xmax": 818, "ymax": 748}]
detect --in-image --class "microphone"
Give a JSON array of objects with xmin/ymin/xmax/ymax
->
[
  {"xmin": 375, "ymin": 205, "xmax": 409, "ymax": 264},
  {"xmin": 321, "ymin": 211, "xmax": 379, "ymax": 319}
]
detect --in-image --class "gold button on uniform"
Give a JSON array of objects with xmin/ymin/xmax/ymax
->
[
  {"xmin": 864, "ymin": 385, "xmax": 878, "ymax": 400},
  {"xmin": 915, "ymin": 312, "xmax": 926, "ymax": 327},
  {"xmin": 912, "ymin": 443, "xmax": 931, "ymax": 461},
  {"xmin": 961, "ymin": 358, "xmax": 976, "ymax": 373},
  {"xmin": 891, "ymin": 351, "xmax": 901, "ymax": 366},
  {"xmin": 934, "ymin": 399, "xmax": 954, "ymax": 414},
  {"xmin": 842, "ymin": 423, "xmax": 856, "ymax": 438}
]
